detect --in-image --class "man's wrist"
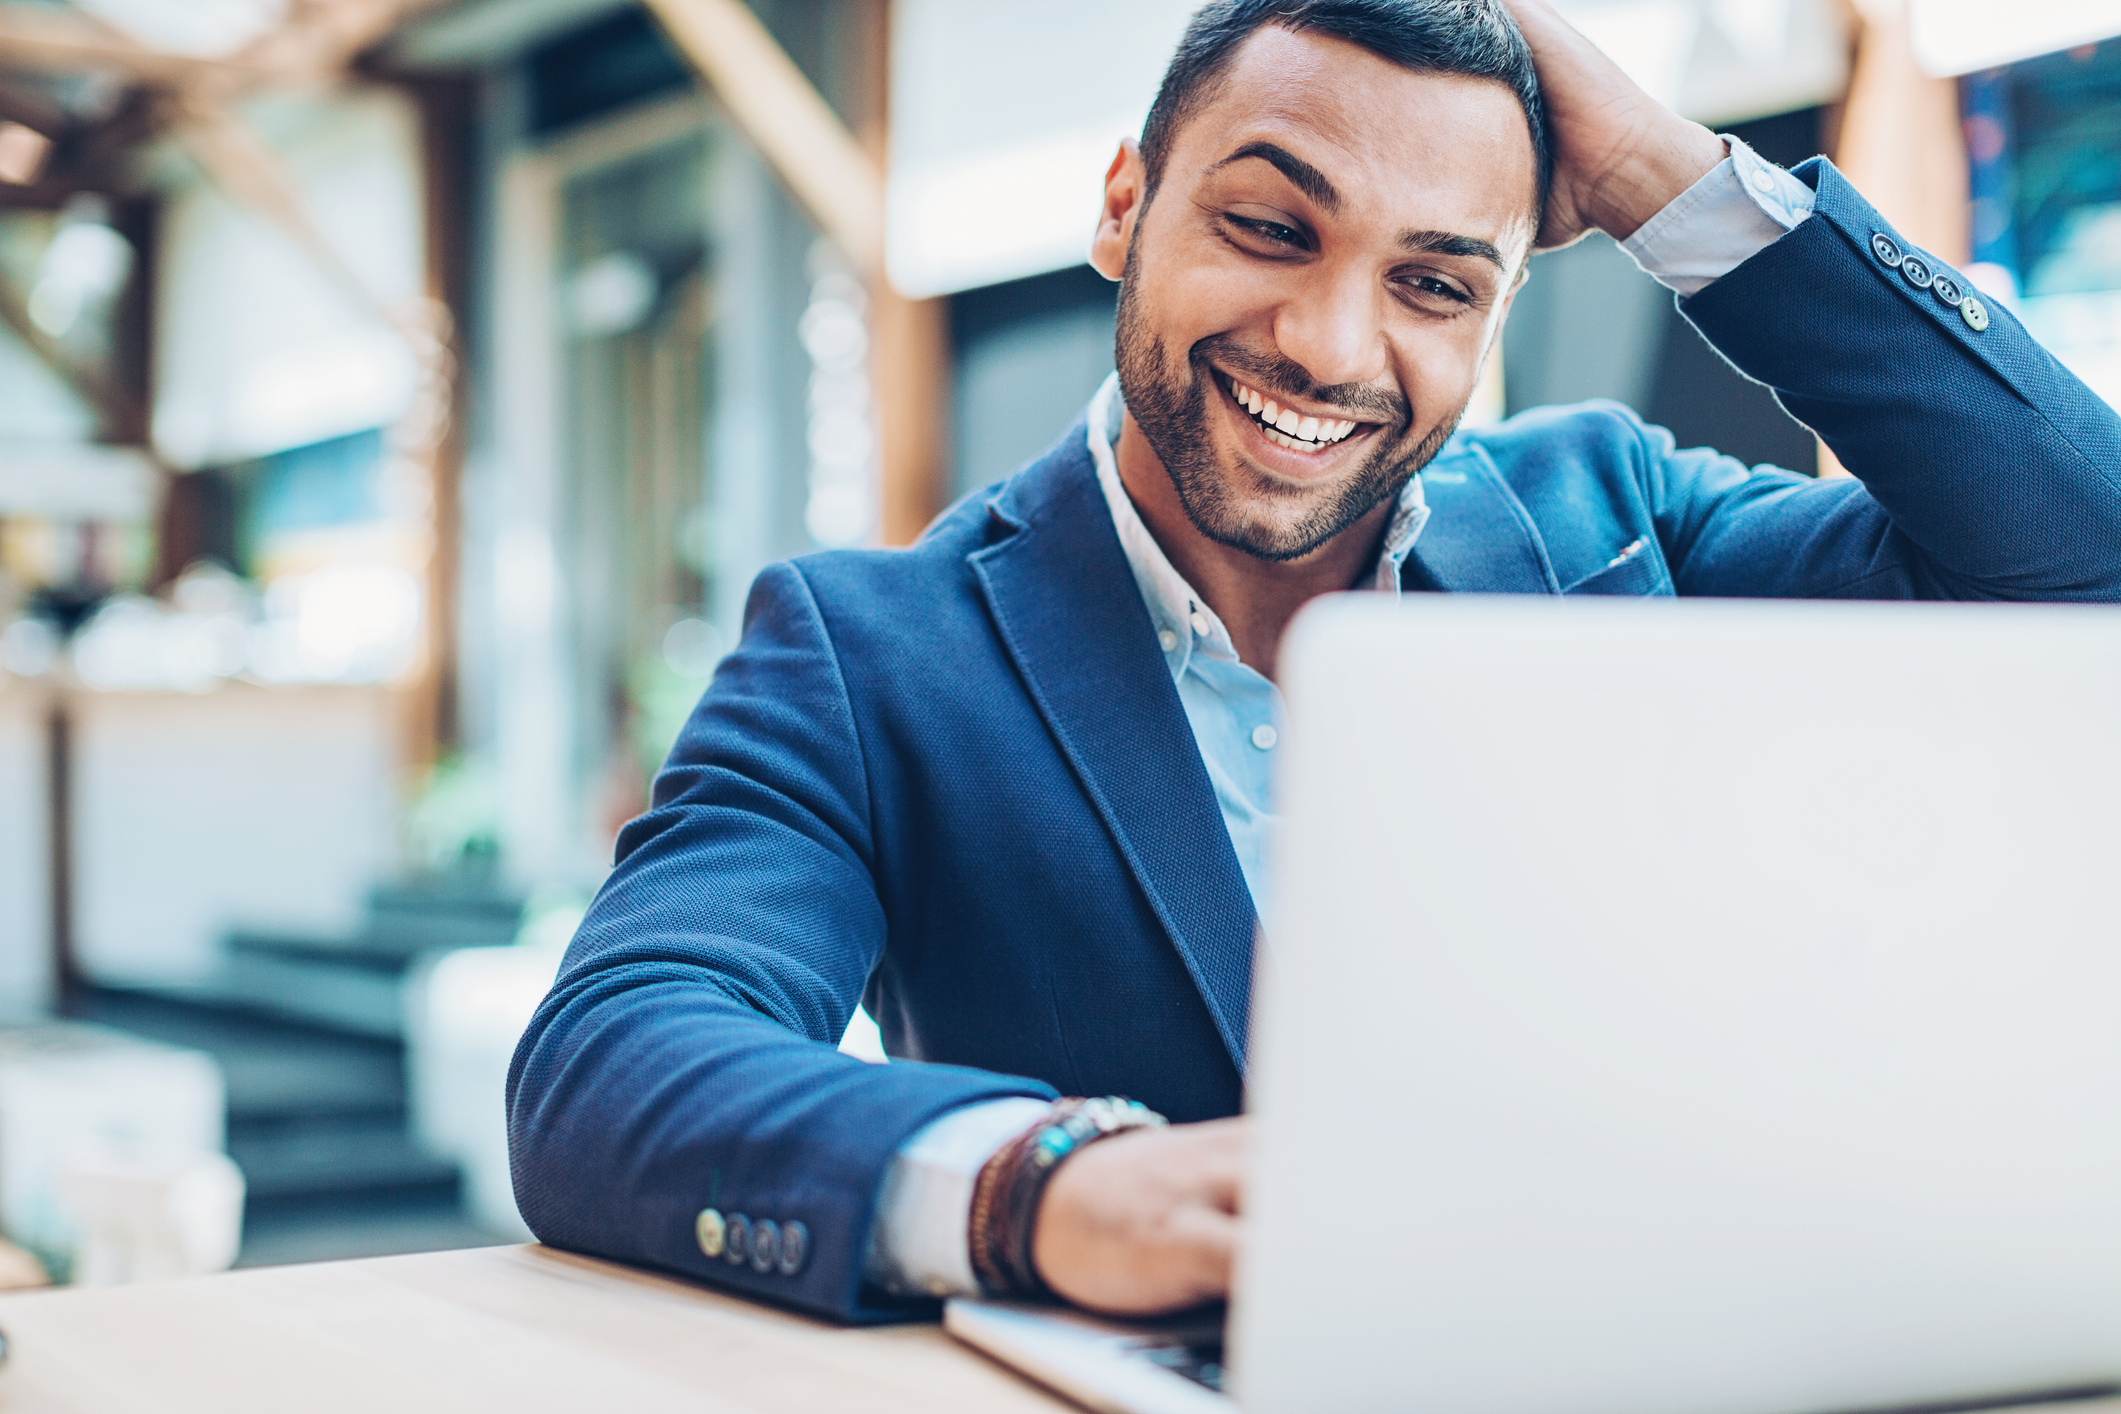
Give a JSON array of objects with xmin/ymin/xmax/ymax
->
[
  {"xmin": 1588, "ymin": 120, "xmax": 1730, "ymax": 242},
  {"xmin": 865, "ymin": 1095, "xmax": 1055, "ymax": 1298},
  {"xmin": 969, "ymin": 1096, "xmax": 1167, "ymax": 1297}
]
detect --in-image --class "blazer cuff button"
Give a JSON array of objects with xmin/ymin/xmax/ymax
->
[
  {"xmin": 695, "ymin": 1207, "xmax": 726, "ymax": 1259},
  {"xmin": 749, "ymin": 1219, "xmax": 781, "ymax": 1274},
  {"xmin": 778, "ymin": 1220, "xmax": 809, "ymax": 1276}
]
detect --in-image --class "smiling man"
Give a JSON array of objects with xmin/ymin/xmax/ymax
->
[{"xmin": 509, "ymin": 0, "xmax": 2121, "ymax": 1324}]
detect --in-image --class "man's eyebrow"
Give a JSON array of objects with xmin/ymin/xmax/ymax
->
[
  {"xmin": 1212, "ymin": 140, "xmax": 1340, "ymax": 213},
  {"xmin": 1400, "ymin": 229, "xmax": 1507, "ymax": 271}
]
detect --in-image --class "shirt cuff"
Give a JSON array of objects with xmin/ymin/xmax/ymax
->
[
  {"xmin": 1621, "ymin": 134, "xmax": 1817, "ymax": 298},
  {"xmin": 863, "ymin": 1096, "xmax": 1053, "ymax": 1298}
]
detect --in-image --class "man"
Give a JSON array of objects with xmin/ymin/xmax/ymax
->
[{"xmin": 508, "ymin": 0, "xmax": 2121, "ymax": 1324}]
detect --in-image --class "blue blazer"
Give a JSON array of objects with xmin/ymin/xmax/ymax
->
[{"xmin": 508, "ymin": 159, "xmax": 2121, "ymax": 1322}]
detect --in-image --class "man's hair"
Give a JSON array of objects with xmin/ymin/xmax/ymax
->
[{"xmin": 1139, "ymin": 0, "xmax": 1552, "ymax": 217}]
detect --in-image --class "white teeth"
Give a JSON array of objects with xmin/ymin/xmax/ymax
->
[{"xmin": 1229, "ymin": 375, "xmax": 1366, "ymax": 448}]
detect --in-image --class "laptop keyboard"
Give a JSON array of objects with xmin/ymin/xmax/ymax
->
[{"xmin": 1138, "ymin": 1337, "xmax": 1226, "ymax": 1392}]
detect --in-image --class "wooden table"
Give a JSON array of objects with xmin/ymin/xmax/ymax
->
[
  {"xmin": 0, "ymin": 1243, "xmax": 2114, "ymax": 1414},
  {"xmin": 0, "ymin": 1244, "xmax": 1067, "ymax": 1413}
]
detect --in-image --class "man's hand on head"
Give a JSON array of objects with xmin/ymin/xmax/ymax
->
[
  {"xmin": 1032, "ymin": 1117, "xmax": 1248, "ymax": 1316},
  {"xmin": 1498, "ymin": 0, "xmax": 1730, "ymax": 249}
]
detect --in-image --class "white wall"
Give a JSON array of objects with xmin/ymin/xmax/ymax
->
[
  {"xmin": 71, "ymin": 685, "xmax": 398, "ymax": 984},
  {"xmin": 0, "ymin": 684, "xmax": 51, "ymax": 1014},
  {"xmin": 151, "ymin": 87, "xmax": 424, "ymax": 469},
  {"xmin": 887, "ymin": 0, "xmax": 1197, "ymax": 297}
]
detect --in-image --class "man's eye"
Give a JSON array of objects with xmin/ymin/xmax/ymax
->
[
  {"xmin": 1228, "ymin": 215, "xmax": 1304, "ymax": 249},
  {"xmin": 1401, "ymin": 275, "xmax": 1471, "ymax": 305}
]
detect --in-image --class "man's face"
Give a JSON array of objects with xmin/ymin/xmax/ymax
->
[{"xmin": 1096, "ymin": 26, "xmax": 1540, "ymax": 562}]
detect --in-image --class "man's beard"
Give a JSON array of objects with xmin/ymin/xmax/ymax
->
[{"xmin": 1113, "ymin": 250, "xmax": 1462, "ymax": 564}]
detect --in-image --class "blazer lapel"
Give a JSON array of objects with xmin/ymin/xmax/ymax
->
[
  {"xmin": 970, "ymin": 435, "xmax": 1258, "ymax": 1070},
  {"xmin": 1402, "ymin": 441, "xmax": 1560, "ymax": 594}
]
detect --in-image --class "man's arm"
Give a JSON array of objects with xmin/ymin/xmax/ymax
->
[
  {"xmin": 1501, "ymin": 0, "xmax": 2121, "ymax": 600},
  {"xmin": 1656, "ymin": 162, "xmax": 2121, "ymax": 599},
  {"xmin": 506, "ymin": 561, "xmax": 1055, "ymax": 1322}
]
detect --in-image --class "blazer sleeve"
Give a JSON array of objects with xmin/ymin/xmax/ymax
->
[
  {"xmin": 506, "ymin": 560, "xmax": 1056, "ymax": 1322},
  {"xmin": 1644, "ymin": 157, "xmax": 2121, "ymax": 601}
]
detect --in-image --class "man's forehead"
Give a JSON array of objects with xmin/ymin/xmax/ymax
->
[{"xmin": 1174, "ymin": 26, "xmax": 1539, "ymax": 235}]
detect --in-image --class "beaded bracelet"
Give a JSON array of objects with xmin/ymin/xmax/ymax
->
[{"xmin": 968, "ymin": 1095, "xmax": 1168, "ymax": 1298}]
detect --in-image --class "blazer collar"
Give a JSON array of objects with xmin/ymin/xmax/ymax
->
[
  {"xmin": 1400, "ymin": 438, "xmax": 1559, "ymax": 594},
  {"xmin": 972, "ymin": 426, "xmax": 1258, "ymax": 1069}
]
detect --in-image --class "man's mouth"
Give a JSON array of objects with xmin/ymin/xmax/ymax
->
[{"xmin": 1225, "ymin": 376, "xmax": 1362, "ymax": 453}]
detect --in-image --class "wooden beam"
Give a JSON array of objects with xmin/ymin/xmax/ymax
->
[
  {"xmin": 0, "ymin": 260, "xmax": 134, "ymax": 440},
  {"xmin": 855, "ymin": 0, "xmax": 951, "ymax": 544},
  {"xmin": 0, "ymin": 5, "xmax": 271, "ymax": 85},
  {"xmin": 641, "ymin": 0, "xmax": 885, "ymax": 272}
]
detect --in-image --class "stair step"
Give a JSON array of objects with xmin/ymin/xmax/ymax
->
[
  {"xmin": 132, "ymin": 954, "xmax": 410, "ymax": 1041},
  {"xmin": 229, "ymin": 1115, "xmax": 459, "ymax": 1200},
  {"xmin": 67, "ymin": 987, "xmax": 408, "ymax": 1119}
]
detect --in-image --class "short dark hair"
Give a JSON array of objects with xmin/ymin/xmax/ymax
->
[{"xmin": 1139, "ymin": 0, "xmax": 1552, "ymax": 219}]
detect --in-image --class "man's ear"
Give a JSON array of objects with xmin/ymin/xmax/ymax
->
[{"xmin": 1088, "ymin": 138, "xmax": 1146, "ymax": 282}]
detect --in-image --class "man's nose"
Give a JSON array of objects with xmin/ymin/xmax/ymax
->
[{"xmin": 1269, "ymin": 262, "xmax": 1388, "ymax": 394}]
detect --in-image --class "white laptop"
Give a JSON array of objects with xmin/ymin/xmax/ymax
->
[{"xmin": 948, "ymin": 596, "xmax": 2121, "ymax": 1414}]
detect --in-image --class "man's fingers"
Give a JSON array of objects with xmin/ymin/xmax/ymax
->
[
  {"xmin": 1166, "ymin": 1203, "xmax": 1239, "ymax": 1297},
  {"xmin": 1194, "ymin": 1148, "xmax": 1244, "ymax": 1213}
]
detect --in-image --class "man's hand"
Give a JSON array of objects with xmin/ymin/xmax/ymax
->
[
  {"xmin": 1032, "ymin": 1117, "xmax": 1246, "ymax": 1316},
  {"xmin": 1499, "ymin": 0, "xmax": 1730, "ymax": 248}
]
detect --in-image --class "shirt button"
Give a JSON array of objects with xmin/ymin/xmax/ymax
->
[
  {"xmin": 1157, "ymin": 629, "xmax": 1178, "ymax": 652},
  {"xmin": 1749, "ymin": 168, "xmax": 1773, "ymax": 192},
  {"xmin": 1189, "ymin": 612, "xmax": 1211, "ymax": 637},
  {"xmin": 1251, "ymin": 724, "xmax": 1278, "ymax": 750}
]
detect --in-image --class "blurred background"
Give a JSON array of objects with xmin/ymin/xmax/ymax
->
[{"xmin": 0, "ymin": 0, "xmax": 2116, "ymax": 1283}]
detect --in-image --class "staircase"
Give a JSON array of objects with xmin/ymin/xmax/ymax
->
[{"xmin": 70, "ymin": 878, "xmax": 526, "ymax": 1266}]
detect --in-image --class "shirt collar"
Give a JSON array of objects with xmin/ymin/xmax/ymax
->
[{"xmin": 1084, "ymin": 373, "xmax": 1429, "ymax": 680}]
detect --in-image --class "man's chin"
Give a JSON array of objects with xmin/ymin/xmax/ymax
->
[{"xmin": 1176, "ymin": 470, "xmax": 1361, "ymax": 563}]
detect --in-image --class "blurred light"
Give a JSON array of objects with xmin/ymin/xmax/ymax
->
[
  {"xmin": 69, "ymin": 0, "xmax": 286, "ymax": 57},
  {"xmin": 1966, "ymin": 262, "xmax": 2020, "ymax": 307},
  {"xmin": 212, "ymin": 331, "xmax": 418, "ymax": 468},
  {"xmin": 73, "ymin": 597, "xmax": 212, "ymax": 692},
  {"xmin": 801, "ymin": 258, "xmax": 879, "ymax": 548},
  {"xmin": 1558, "ymin": 0, "xmax": 1701, "ymax": 109},
  {"xmin": 29, "ymin": 196, "xmax": 133, "ymax": 339},
  {"xmin": 0, "ymin": 123, "xmax": 52, "ymax": 186},
  {"xmin": 1910, "ymin": 0, "xmax": 2121, "ymax": 75},
  {"xmin": 268, "ymin": 564, "xmax": 421, "ymax": 683},
  {"xmin": 0, "ymin": 617, "xmax": 58, "ymax": 678},
  {"xmin": 495, "ymin": 522, "xmax": 556, "ymax": 638},
  {"xmin": 661, "ymin": 617, "xmax": 723, "ymax": 679},
  {"xmin": 568, "ymin": 252, "xmax": 658, "ymax": 338}
]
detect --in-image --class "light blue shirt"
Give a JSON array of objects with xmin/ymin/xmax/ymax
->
[{"xmin": 1084, "ymin": 372, "xmax": 1431, "ymax": 924}]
